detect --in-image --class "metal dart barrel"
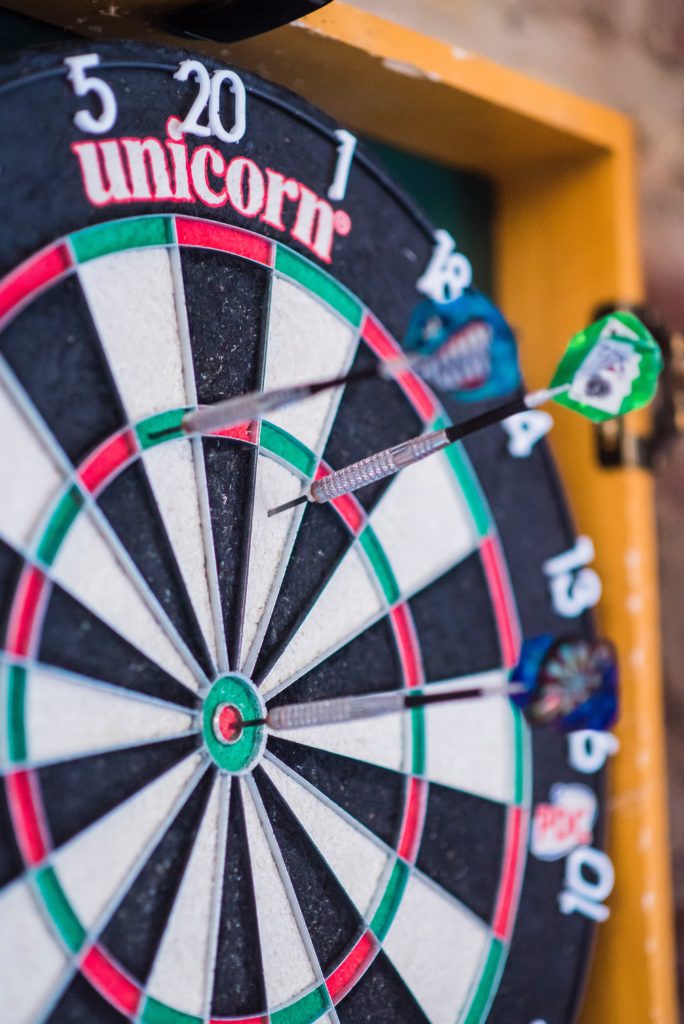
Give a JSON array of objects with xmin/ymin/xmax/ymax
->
[
  {"xmin": 267, "ymin": 691, "xmax": 405, "ymax": 730},
  {"xmin": 309, "ymin": 428, "xmax": 452, "ymax": 504}
]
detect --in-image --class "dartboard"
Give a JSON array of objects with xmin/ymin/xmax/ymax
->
[{"xmin": 0, "ymin": 41, "xmax": 610, "ymax": 1024}]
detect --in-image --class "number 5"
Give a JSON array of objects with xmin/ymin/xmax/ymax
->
[{"xmin": 64, "ymin": 54, "xmax": 118, "ymax": 135}]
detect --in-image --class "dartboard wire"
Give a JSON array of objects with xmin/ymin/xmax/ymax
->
[
  {"xmin": 239, "ymin": 313, "xmax": 364, "ymax": 679},
  {"xmin": 263, "ymin": 751, "xmax": 490, "ymax": 936},
  {"xmin": 200, "ymin": 772, "xmax": 232, "ymax": 1021},
  {"xmin": 0, "ymin": 354, "xmax": 210, "ymax": 694},
  {"xmin": 244, "ymin": 773, "xmax": 343, "ymax": 1024},
  {"xmin": 168, "ymin": 240, "xmax": 228, "ymax": 677},
  {"xmin": 32, "ymin": 754, "xmax": 211, "ymax": 1024}
]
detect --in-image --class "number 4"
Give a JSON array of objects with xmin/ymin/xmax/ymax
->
[
  {"xmin": 64, "ymin": 54, "xmax": 118, "ymax": 135},
  {"xmin": 502, "ymin": 410, "xmax": 553, "ymax": 458}
]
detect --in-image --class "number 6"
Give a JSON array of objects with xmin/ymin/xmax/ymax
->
[{"xmin": 64, "ymin": 54, "xmax": 118, "ymax": 135}]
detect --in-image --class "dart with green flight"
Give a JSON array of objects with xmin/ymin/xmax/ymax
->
[{"xmin": 269, "ymin": 311, "xmax": 664, "ymax": 515}]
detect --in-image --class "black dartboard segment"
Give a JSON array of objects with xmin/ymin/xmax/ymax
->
[{"xmin": 0, "ymin": 40, "xmax": 607, "ymax": 1024}]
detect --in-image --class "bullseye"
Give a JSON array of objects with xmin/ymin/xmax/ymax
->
[
  {"xmin": 202, "ymin": 674, "xmax": 266, "ymax": 773},
  {"xmin": 213, "ymin": 702, "xmax": 243, "ymax": 744}
]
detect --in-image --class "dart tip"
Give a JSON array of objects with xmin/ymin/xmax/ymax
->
[{"xmin": 268, "ymin": 493, "xmax": 309, "ymax": 517}]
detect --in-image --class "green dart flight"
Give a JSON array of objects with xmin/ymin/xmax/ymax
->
[{"xmin": 549, "ymin": 311, "xmax": 663, "ymax": 422}]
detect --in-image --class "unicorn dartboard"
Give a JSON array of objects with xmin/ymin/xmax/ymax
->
[{"xmin": 0, "ymin": 42, "xmax": 612, "ymax": 1024}]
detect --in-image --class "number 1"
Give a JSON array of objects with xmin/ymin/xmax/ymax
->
[{"xmin": 328, "ymin": 129, "xmax": 357, "ymax": 201}]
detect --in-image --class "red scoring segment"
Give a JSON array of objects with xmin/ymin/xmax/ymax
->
[
  {"xmin": 326, "ymin": 930, "xmax": 379, "ymax": 1003},
  {"xmin": 492, "ymin": 806, "xmax": 530, "ymax": 941},
  {"xmin": 0, "ymin": 241, "xmax": 72, "ymax": 326},
  {"xmin": 213, "ymin": 703, "xmax": 243, "ymax": 744},
  {"xmin": 480, "ymin": 536, "xmax": 522, "ymax": 670},
  {"xmin": 79, "ymin": 429, "xmax": 138, "ymax": 495},
  {"xmin": 5, "ymin": 770, "xmax": 49, "ymax": 867},
  {"xmin": 361, "ymin": 313, "xmax": 437, "ymax": 423},
  {"xmin": 81, "ymin": 945, "xmax": 142, "ymax": 1017},
  {"xmin": 175, "ymin": 216, "xmax": 273, "ymax": 266}
]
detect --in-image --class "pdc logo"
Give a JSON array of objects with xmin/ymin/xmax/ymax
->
[{"xmin": 530, "ymin": 783, "xmax": 597, "ymax": 861}]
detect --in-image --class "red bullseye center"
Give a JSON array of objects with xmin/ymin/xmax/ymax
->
[{"xmin": 213, "ymin": 703, "xmax": 243, "ymax": 745}]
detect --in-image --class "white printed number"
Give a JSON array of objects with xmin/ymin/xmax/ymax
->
[
  {"xmin": 64, "ymin": 54, "xmax": 118, "ymax": 135},
  {"xmin": 502, "ymin": 410, "xmax": 553, "ymax": 458},
  {"xmin": 543, "ymin": 535, "xmax": 601, "ymax": 618},
  {"xmin": 417, "ymin": 229, "xmax": 473, "ymax": 303},
  {"xmin": 174, "ymin": 60, "xmax": 246, "ymax": 144},
  {"xmin": 559, "ymin": 845, "xmax": 614, "ymax": 922},
  {"xmin": 328, "ymin": 129, "xmax": 357, "ymax": 202}
]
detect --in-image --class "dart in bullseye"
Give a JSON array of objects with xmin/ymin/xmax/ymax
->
[
  {"xmin": 236, "ymin": 634, "xmax": 618, "ymax": 735},
  {"xmin": 268, "ymin": 311, "xmax": 663, "ymax": 516},
  {"xmin": 243, "ymin": 680, "xmax": 527, "ymax": 733}
]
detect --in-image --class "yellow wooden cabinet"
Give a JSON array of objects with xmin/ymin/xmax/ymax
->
[{"xmin": 2, "ymin": 2, "xmax": 677, "ymax": 1019}]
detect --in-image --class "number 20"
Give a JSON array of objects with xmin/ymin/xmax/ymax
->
[{"xmin": 174, "ymin": 60, "xmax": 246, "ymax": 144}]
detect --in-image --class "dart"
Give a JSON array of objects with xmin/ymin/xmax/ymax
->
[
  {"xmin": 181, "ymin": 351, "xmax": 427, "ymax": 437},
  {"xmin": 232, "ymin": 679, "xmax": 528, "ymax": 736},
  {"xmin": 269, "ymin": 311, "xmax": 663, "ymax": 516},
  {"xmin": 237, "ymin": 633, "xmax": 618, "ymax": 735}
]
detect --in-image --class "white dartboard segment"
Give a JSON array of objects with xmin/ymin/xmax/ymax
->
[
  {"xmin": 145, "ymin": 773, "xmax": 223, "ymax": 1018},
  {"xmin": 22, "ymin": 665, "xmax": 194, "ymax": 769},
  {"xmin": 369, "ymin": 449, "xmax": 478, "ymax": 598},
  {"xmin": 0, "ymin": 378, "xmax": 64, "ymax": 549},
  {"xmin": 262, "ymin": 757, "xmax": 390, "ymax": 920},
  {"xmin": 423, "ymin": 675, "xmax": 516, "ymax": 805},
  {"xmin": 260, "ymin": 542, "xmax": 385, "ymax": 697},
  {"xmin": 242, "ymin": 778, "xmax": 319, "ymax": 1008},
  {"xmin": 78, "ymin": 248, "xmax": 219, "ymax": 674},
  {"xmin": 382, "ymin": 869, "xmax": 489, "ymax": 1024},
  {"xmin": 264, "ymin": 276, "xmax": 359, "ymax": 455},
  {"xmin": 77, "ymin": 249, "xmax": 187, "ymax": 420},
  {"xmin": 0, "ymin": 879, "xmax": 68, "ymax": 1024},
  {"xmin": 49, "ymin": 510, "xmax": 199, "ymax": 692},
  {"xmin": 239, "ymin": 277, "xmax": 359, "ymax": 672},
  {"xmin": 271, "ymin": 711, "xmax": 404, "ymax": 775},
  {"xmin": 51, "ymin": 752, "xmax": 203, "ymax": 932},
  {"xmin": 239, "ymin": 456, "xmax": 307, "ymax": 673},
  {"xmin": 141, "ymin": 442, "xmax": 219, "ymax": 668}
]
